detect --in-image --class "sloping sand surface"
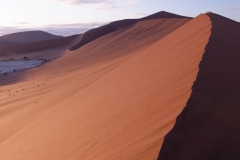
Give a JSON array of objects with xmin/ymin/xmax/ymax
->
[
  {"xmin": 0, "ymin": 17, "xmax": 191, "ymax": 141},
  {"xmin": 158, "ymin": 13, "xmax": 240, "ymax": 160},
  {"xmin": 0, "ymin": 14, "xmax": 211, "ymax": 160},
  {"xmin": 0, "ymin": 39, "xmax": 17, "ymax": 47},
  {"xmin": 70, "ymin": 11, "xmax": 191, "ymax": 50}
]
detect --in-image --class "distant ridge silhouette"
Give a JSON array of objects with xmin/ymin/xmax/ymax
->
[
  {"xmin": 0, "ymin": 30, "xmax": 61, "ymax": 46},
  {"xmin": 69, "ymin": 11, "xmax": 191, "ymax": 51}
]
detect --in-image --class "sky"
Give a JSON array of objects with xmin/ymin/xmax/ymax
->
[{"xmin": 0, "ymin": 0, "xmax": 239, "ymax": 36}]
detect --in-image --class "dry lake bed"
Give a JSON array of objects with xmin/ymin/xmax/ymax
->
[{"xmin": 0, "ymin": 60, "xmax": 44, "ymax": 74}]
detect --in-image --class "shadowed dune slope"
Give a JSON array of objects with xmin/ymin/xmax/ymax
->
[
  {"xmin": 0, "ymin": 31, "xmax": 61, "ymax": 46},
  {"xmin": 0, "ymin": 40, "xmax": 17, "ymax": 47},
  {"xmin": 70, "ymin": 11, "xmax": 191, "ymax": 50},
  {"xmin": 0, "ymin": 14, "xmax": 211, "ymax": 160},
  {"xmin": 0, "ymin": 34, "xmax": 80, "ymax": 57},
  {"xmin": 158, "ymin": 13, "xmax": 240, "ymax": 160}
]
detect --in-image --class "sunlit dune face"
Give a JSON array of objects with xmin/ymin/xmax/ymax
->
[{"xmin": 0, "ymin": 0, "xmax": 240, "ymax": 159}]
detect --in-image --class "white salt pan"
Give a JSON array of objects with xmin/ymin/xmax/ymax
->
[{"xmin": 0, "ymin": 60, "xmax": 44, "ymax": 74}]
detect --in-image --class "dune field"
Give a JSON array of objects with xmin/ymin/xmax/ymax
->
[{"xmin": 0, "ymin": 11, "xmax": 239, "ymax": 160}]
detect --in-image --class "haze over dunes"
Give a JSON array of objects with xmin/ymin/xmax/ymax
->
[
  {"xmin": 0, "ymin": 10, "xmax": 239, "ymax": 160},
  {"xmin": 0, "ymin": 31, "xmax": 61, "ymax": 46},
  {"xmin": 0, "ymin": 34, "xmax": 80, "ymax": 57}
]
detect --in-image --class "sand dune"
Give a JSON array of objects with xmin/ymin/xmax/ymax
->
[
  {"xmin": 0, "ymin": 34, "xmax": 80, "ymax": 57},
  {"xmin": 0, "ymin": 31, "xmax": 61, "ymax": 46},
  {"xmin": 1, "ymin": 11, "xmax": 239, "ymax": 160},
  {"xmin": 70, "ymin": 11, "xmax": 191, "ymax": 50},
  {"xmin": 158, "ymin": 13, "xmax": 240, "ymax": 160},
  {"xmin": 0, "ymin": 39, "xmax": 17, "ymax": 47},
  {"xmin": 141, "ymin": 11, "xmax": 191, "ymax": 20},
  {"xmin": 0, "ymin": 12, "xmax": 211, "ymax": 160}
]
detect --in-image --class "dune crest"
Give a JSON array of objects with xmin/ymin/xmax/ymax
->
[
  {"xmin": 158, "ymin": 13, "xmax": 240, "ymax": 160},
  {"xmin": 69, "ymin": 11, "xmax": 191, "ymax": 51}
]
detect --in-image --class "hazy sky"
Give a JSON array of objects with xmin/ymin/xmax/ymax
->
[{"xmin": 0, "ymin": 0, "xmax": 239, "ymax": 36}]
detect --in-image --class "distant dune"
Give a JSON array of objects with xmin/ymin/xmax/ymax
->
[
  {"xmin": 141, "ymin": 11, "xmax": 191, "ymax": 20},
  {"xmin": 0, "ymin": 31, "xmax": 61, "ymax": 46},
  {"xmin": 0, "ymin": 34, "xmax": 80, "ymax": 57},
  {"xmin": 0, "ymin": 39, "xmax": 17, "ymax": 47},
  {"xmin": 70, "ymin": 11, "xmax": 191, "ymax": 50},
  {"xmin": 0, "ymin": 11, "xmax": 239, "ymax": 160}
]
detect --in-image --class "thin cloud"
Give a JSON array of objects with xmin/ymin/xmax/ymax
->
[
  {"xmin": 42, "ymin": 22, "xmax": 107, "ymax": 36},
  {"xmin": 94, "ymin": 0, "xmax": 140, "ymax": 10},
  {"xmin": 1, "ymin": 0, "xmax": 141, "ymax": 36},
  {"xmin": 11, "ymin": 22, "xmax": 29, "ymax": 25},
  {"xmin": 54, "ymin": 0, "xmax": 113, "ymax": 5},
  {"xmin": 94, "ymin": 3, "xmax": 129, "ymax": 10},
  {"xmin": 135, "ymin": 12, "xmax": 149, "ymax": 17},
  {"xmin": 0, "ymin": 22, "xmax": 107, "ymax": 36},
  {"xmin": 54, "ymin": 0, "xmax": 141, "ymax": 10},
  {"xmin": 228, "ymin": 6, "xmax": 240, "ymax": 11}
]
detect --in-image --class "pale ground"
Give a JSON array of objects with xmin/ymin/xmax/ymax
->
[{"xmin": 0, "ymin": 60, "xmax": 44, "ymax": 74}]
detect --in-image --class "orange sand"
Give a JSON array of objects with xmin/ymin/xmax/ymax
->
[{"xmin": 0, "ymin": 14, "xmax": 211, "ymax": 159}]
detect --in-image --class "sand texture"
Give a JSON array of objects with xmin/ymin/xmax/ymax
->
[
  {"xmin": 70, "ymin": 11, "xmax": 191, "ymax": 50},
  {"xmin": 0, "ymin": 11, "xmax": 239, "ymax": 160}
]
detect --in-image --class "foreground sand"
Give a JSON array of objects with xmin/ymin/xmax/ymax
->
[
  {"xmin": 0, "ymin": 12, "xmax": 238, "ymax": 160},
  {"xmin": 0, "ymin": 16, "xmax": 194, "ymax": 159}
]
